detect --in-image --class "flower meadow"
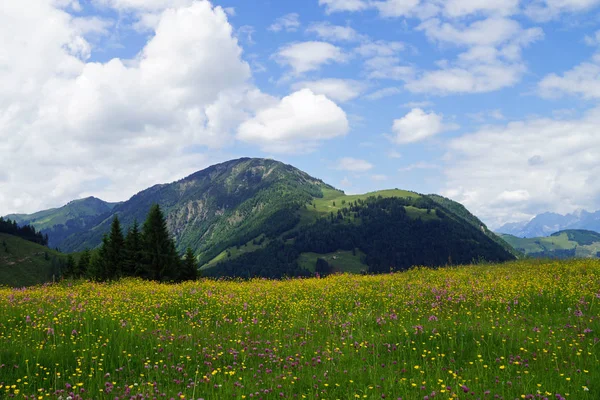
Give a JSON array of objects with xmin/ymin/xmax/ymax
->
[{"xmin": 1, "ymin": 260, "xmax": 599, "ymax": 400}]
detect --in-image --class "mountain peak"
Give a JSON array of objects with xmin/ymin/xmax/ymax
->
[{"xmin": 498, "ymin": 209, "xmax": 600, "ymax": 237}]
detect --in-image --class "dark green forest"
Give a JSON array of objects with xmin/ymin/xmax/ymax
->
[
  {"xmin": 0, "ymin": 217, "xmax": 48, "ymax": 246},
  {"xmin": 62, "ymin": 204, "xmax": 197, "ymax": 282},
  {"xmin": 205, "ymin": 196, "xmax": 515, "ymax": 278}
]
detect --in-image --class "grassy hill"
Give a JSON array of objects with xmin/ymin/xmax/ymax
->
[
  {"xmin": 4, "ymin": 197, "xmax": 117, "ymax": 249},
  {"xmin": 0, "ymin": 233, "xmax": 64, "ymax": 287},
  {"xmin": 500, "ymin": 229, "xmax": 600, "ymax": 258}
]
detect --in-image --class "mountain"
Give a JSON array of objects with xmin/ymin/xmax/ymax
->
[
  {"xmin": 499, "ymin": 229, "xmax": 600, "ymax": 259},
  {"xmin": 0, "ymin": 233, "xmax": 68, "ymax": 287},
  {"xmin": 497, "ymin": 210, "xmax": 600, "ymax": 238},
  {"xmin": 9, "ymin": 158, "xmax": 516, "ymax": 277},
  {"xmin": 4, "ymin": 197, "xmax": 118, "ymax": 249}
]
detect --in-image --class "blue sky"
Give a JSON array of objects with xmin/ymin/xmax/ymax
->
[{"xmin": 2, "ymin": 0, "xmax": 600, "ymax": 228}]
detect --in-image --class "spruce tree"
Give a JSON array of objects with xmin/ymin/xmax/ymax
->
[
  {"xmin": 180, "ymin": 247, "xmax": 198, "ymax": 281},
  {"xmin": 88, "ymin": 235, "xmax": 109, "ymax": 281},
  {"xmin": 142, "ymin": 204, "xmax": 180, "ymax": 281},
  {"xmin": 124, "ymin": 220, "xmax": 143, "ymax": 277},
  {"xmin": 105, "ymin": 216, "xmax": 125, "ymax": 279},
  {"xmin": 76, "ymin": 249, "xmax": 91, "ymax": 278},
  {"xmin": 64, "ymin": 255, "xmax": 76, "ymax": 278}
]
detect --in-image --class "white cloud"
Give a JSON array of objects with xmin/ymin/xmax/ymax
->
[
  {"xmin": 584, "ymin": 30, "xmax": 600, "ymax": 46},
  {"xmin": 365, "ymin": 87, "xmax": 402, "ymax": 100},
  {"xmin": 525, "ymin": 0, "xmax": 600, "ymax": 21},
  {"xmin": 306, "ymin": 22, "xmax": 366, "ymax": 42},
  {"xmin": 291, "ymin": 79, "xmax": 366, "ymax": 102},
  {"xmin": 274, "ymin": 41, "xmax": 348, "ymax": 75},
  {"xmin": 442, "ymin": 108, "xmax": 600, "ymax": 227},
  {"xmin": 398, "ymin": 162, "xmax": 440, "ymax": 172},
  {"xmin": 387, "ymin": 150, "xmax": 402, "ymax": 159},
  {"xmin": 319, "ymin": 0, "xmax": 369, "ymax": 13},
  {"xmin": 355, "ymin": 41, "xmax": 404, "ymax": 57},
  {"xmin": 0, "ymin": 0, "xmax": 283, "ymax": 213},
  {"xmin": 404, "ymin": 18, "xmax": 543, "ymax": 94},
  {"xmin": 392, "ymin": 108, "xmax": 458, "ymax": 144},
  {"xmin": 269, "ymin": 13, "xmax": 300, "ymax": 32},
  {"xmin": 371, "ymin": 174, "xmax": 388, "ymax": 181},
  {"xmin": 372, "ymin": 0, "xmax": 424, "ymax": 18},
  {"xmin": 237, "ymin": 89, "xmax": 349, "ymax": 153},
  {"xmin": 538, "ymin": 54, "xmax": 600, "ymax": 98},
  {"xmin": 418, "ymin": 17, "xmax": 522, "ymax": 48},
  {"xmin": 401, "ymin": 101, "xmax": 434, "ymax": 108},
  {"xmin": 441, "ymin": 0, "xmax": 520, "ymax": 18},
  {"xmin": 336, "ymin": 157, "xmax": 374, "ymax": 172},
  {"xmin": 364, "ymin": 57, "xmax": 415, "ymax": 80}
]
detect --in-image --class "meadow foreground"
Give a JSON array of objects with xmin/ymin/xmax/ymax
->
[{"xmin": 1, "ymin": 260, "xmax": 598, "ymax": 399}]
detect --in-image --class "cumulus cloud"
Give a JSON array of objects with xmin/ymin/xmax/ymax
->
[
  {"xmin": 391, "ymin": 109, "xmax": 458, "ymax": 144},
  {"xmin": 319, "ymin": 0, "xmax": 369, "ymax": 13},
  {"xmin": 525, "ymin": 0, "xmax": 600, "ymax": 21},
  {"xmin": 0, "ymin": 0, "xmax": 261, "ymax": 213},
  {"xmin": 336, "ymin": 157, "xmax": 374, "ymax": 172},
  {"xmin": 398, "ymin": 162, "xmax": 440, "ymax": 172},
  {"xmin": 274, "ymin": 41, "xmax": 348, "ymax": 75},
  {"xmin": 291, "ymin": 79, "xmax": 366, "ymax": 102},
  {"xmin": 237, "ymin": 89, "xmax": 349, "ymax": 153},
  {"xmin": 538, "ymin": 54, "xmax": 600, "ymax": 98},
  {"xmin": 0, "ymin": 1, "xmax": 351, "ymax": 214},
  {"xmin": 306, "ymin": 22, "xmax": 366, "ymax": 42},
  {"xmin": 269, "ymin": 13, "xmax": 300, "ymax": 32},
  {"xmin": 404, "ymin": 17, "xmax": 543, "ymax": 94},
  {"xmin": 365, "ymin": 87, "xmax": 402, "ymax": 100},
  {"xmin": 442, "ymin": 108, "xmax": 600, "ymax": 227}
]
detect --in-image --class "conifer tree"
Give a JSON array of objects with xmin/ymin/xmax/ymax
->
[
  {"xmin": 180, "ymin": 247, "xmax": 198, "ymax": 281},
  {"xmin": 142, "ymin": 204, "xmax": 180, "ymax": 281},
  {"xmin": 88, "ymin": 235, "xmax": 109, "ymax": 281},
  {"xmin": 76, "ymin": 249, "xmax": 91, "ymax": 278},
  {"xmin": 124, "ymin": 220, "xmax": 143, "ymax": 277},
  {"xmin": 105, "ymin": 216, "xmax": 125, "ymax": 279},
  {"xmin": 64, "ymin": 254, "xmax": 76, "ymax": 278}
]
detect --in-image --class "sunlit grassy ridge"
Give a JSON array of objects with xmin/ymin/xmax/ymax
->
[{"xmin": 1, "ymin": 259, "xmax": 599, "ymax": 399}]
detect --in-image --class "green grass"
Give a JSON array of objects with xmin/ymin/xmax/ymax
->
[
  {"xmin": 298, "ymin": 249, "xmax": 368, "ymax": 273},
  {"xmin": 0, "ymin": 259, "xmax": 598, "ymax": 399},
  {"xmin": 0, "ymin": 233, "xmax": 62, "ymax": 287}
]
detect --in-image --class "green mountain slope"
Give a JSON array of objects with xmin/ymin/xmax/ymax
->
[
  {"xmin": 426, "ymin": 194, "xmax": 520, "ymax": 258},
  {"xmin": 0, "ymin": 233, "xmax": 66, "ymax": 287},
  {"xmin": 13, "ymin": 158, "xmax": 516, "ymax": 278},
  {"xmin": 4, "ymin": 197, "xmax": 117, "ymax": 249},
  {"xmin": 500, "ymin": 229, "xmax": 600, "ymax": 259},
  {"xmin": 59, "ymin": 158, "xmax": 333, "ymax": 260}
]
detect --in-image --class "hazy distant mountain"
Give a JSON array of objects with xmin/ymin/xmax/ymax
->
[
  {"xmin": 500, "ymin": 230, "xmax": 600, "ymax": 259},
  {"xmin": 7, "ymin": 158, "xmax": 515, "ymax": 279},
  {"xmin": 497, "ymin": 210, "xmax": 600, "ymax": 238},
  {"xmin": 4, "ymin": 197, "xmax": 119, "ymax": 248}
]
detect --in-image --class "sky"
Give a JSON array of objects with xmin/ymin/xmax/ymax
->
[{"xmin": 2, "ymin": 0, "xmax": 600, "ymax": 229}]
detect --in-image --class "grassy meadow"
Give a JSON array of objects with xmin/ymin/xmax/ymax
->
[{"xmin": 0, "ymin": 259, "xmax": 599, "ymax": 399}]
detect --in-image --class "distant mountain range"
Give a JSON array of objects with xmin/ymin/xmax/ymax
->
[
  {"xmin": 499, "ymin": 230, "xmax": 600, "ymax": 259},
  {"xmin": 5, "ymin": 197, "xmax": 119, "ymax": 248},
  {"xmin": 3, "ymin": 158, "xmax": 516, "ymax": 279},
  {"xmin": 497, "ymin": 210, "xmax": 600, "ymax": 238}
]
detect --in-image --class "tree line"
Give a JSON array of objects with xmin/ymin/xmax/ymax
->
[
  {"xmin": 63, "ymin": 204, "xmax": 197, "ymax": 282},
  {"xmin": 0, "ymin": 217, "xmax": 48, "ymax": 246}
]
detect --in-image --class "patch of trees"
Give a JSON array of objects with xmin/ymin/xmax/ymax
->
[
  {"xmin": 203, "ymin": 240, "xmax": 311, "ymax": 279},
  {"xmin": 63, "ymin": 204, "xmax": 198, "ymax": 282},
  {"xmin": 0, "ymin": 217, "xmax": 48, "ymax": 246},
  {"xmin": 213, "ymin": 196, "xmax": 515, "ymax": 278}
]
